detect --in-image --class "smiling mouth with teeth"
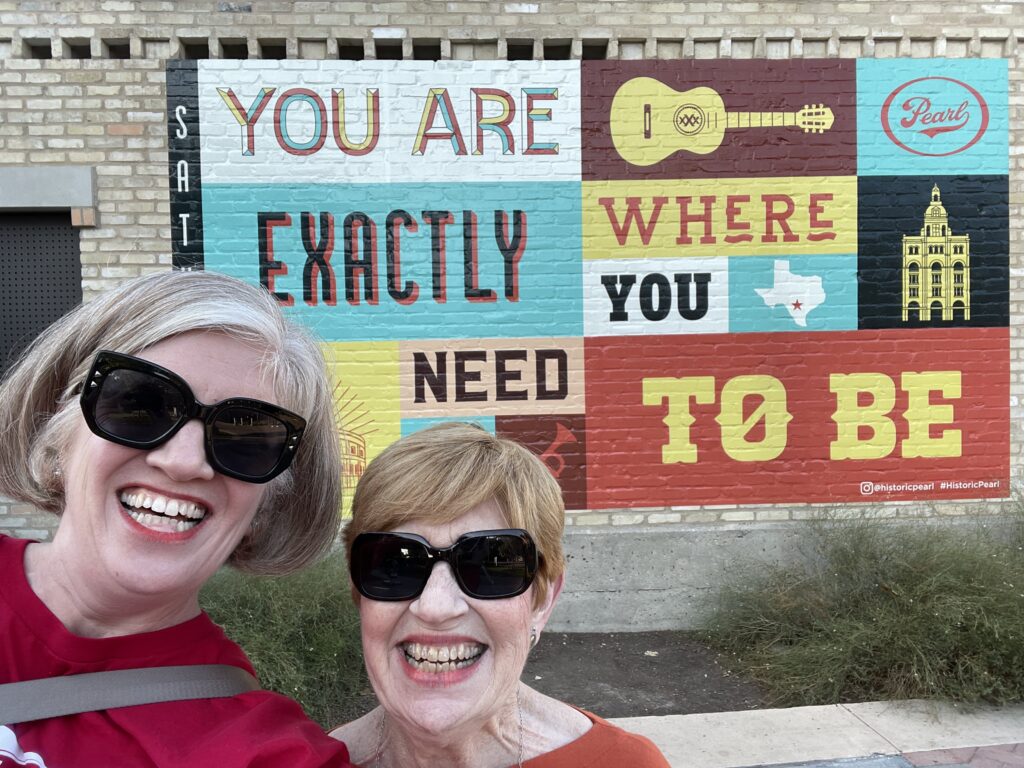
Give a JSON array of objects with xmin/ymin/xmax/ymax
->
[
  {"xmin": 119, "ymin": 489, "xmax": 208, "ymax": 534},
  {"xmin": 401, "ymin": 641, "xmax": 486, "ymax": 673}
]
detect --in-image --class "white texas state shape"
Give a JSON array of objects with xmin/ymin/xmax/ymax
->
[{"xmin": 755, "ymin": 259, "xmax": 826, "ymax": 327}]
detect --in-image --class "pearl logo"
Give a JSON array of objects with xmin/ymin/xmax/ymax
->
[{"xmin": 881, "ymin": 76, "xmax": 989, "ymax": 157}]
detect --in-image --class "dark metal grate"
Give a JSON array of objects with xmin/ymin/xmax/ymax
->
[{"xmin": 0, "ymin": 212, "xmax": 82, "ymax": 376}]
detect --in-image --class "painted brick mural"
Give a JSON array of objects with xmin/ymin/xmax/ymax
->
[{"xmin": 166, "ymin": 59, "xmax": 1010, "ymax": 511}]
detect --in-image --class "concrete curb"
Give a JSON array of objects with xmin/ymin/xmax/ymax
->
[{"xmin": 609, "ymin": 700, "xmax": 1024, "ymax": 768}]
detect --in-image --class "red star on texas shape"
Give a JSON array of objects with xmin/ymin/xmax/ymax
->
[{"xmin": 791, "ymin": 299, "xmax": 803, "ymax": 311}]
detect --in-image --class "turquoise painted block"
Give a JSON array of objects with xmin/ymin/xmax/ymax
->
[
  {"xmin": 201, "ymin": 182, "xmax": 583, "ymax": 342},
  {"xmin": 401, "ymin": 416, "xmax": 496, "ymax": 437},
  {"xmin": 729, "ymin": 255, "xmax": 859, "ymax": 333},
  {"xmin": 857, "ymin": 58, "xmax": 1008, "ymax": 176}
]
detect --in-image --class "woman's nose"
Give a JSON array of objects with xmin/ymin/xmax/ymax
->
[
  {"xmin": 409, "ymin": 562, "xmax": 469, "ymax": 623},
  {"xmin": 144, "ymin": 419, "xmax": 216, "ymax": 481}
]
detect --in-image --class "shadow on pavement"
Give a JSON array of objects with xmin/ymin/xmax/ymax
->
[{"xmin": 522, "ymin": 631, "xmax": 767, "ymax": 718}]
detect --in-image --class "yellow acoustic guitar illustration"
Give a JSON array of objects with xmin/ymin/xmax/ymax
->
[{"xmin": 610, "ymin": 76, "xmax": 835, "ymax": 166}]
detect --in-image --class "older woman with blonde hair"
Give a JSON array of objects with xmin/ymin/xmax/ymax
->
[{"xmin": 331, "ymin": 422, "xmax": 669, "ymax": 768}]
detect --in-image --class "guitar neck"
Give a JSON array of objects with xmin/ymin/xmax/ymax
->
[{"xmin": 726, "ymin": 111, "xmax": 798, "ymax": 129}]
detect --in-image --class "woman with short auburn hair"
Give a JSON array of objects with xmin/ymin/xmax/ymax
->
[{"xmin": 333, "ymin": 422, "xmax": 669, "ymax": 768}]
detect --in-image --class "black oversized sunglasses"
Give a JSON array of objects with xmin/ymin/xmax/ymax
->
[
  {"xmin": 350, "ymin": 529, "xmax": 540, "ymax": 601},
  {"xmin": 79, "ymin": 350, "xmax": 305, "ymax": 483}
]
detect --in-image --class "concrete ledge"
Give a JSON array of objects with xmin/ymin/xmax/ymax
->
[
  {"xmin": 549, "ymin": 521, "xmax": 810, "ymax": 631},
  {"xmin": 612, "ymin": 704, "xmax": 897, "ymax": 768},
  {"xmin": 0, "ymin": 165, "xmax": 95, "ymax": 209},
  {"xmin": 549, "ymin": 517, "xmax": 1016, "ymax": 632},
  {"xmin": 845, "ymin": 700, "xmax": 1024, "ymax": 753},
  {"xmin": 609, "ymin": 701, "xmax": 1024, "ymax": 768}
]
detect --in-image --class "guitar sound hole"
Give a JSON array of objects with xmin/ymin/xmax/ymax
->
[{"xmin": 673, "ymin": 104, "xmax": 706, "ymax": 136}]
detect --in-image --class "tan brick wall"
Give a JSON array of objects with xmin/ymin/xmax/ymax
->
[{"xmin": 1, "ymin": 1, "xmax": 1021, "ymax": 536}]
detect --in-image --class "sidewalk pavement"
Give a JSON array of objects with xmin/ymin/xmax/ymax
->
[{"xmin": 610, "ymin": 700, "xmax": 1024, "ymax": 768}]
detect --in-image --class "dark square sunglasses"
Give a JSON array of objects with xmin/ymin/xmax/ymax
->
[
  {"xmin": 350, "ymin": 529, "xmax": 540, "ymax": 601},
  {"xmin": 79, "ymin": 350, "xmax": 306, "ymax": 484}
]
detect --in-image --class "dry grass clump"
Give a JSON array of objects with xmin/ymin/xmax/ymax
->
[
  {"xmin": 703, "ymin": 511, "xmax": 1024, "ymax": 706},
  {"xmin": 200, "ymin": 552, "xmax": 370, "ymax": 728}
]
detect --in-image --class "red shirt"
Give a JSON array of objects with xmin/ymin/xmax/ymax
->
[{"xmin": 0, "ymin": 535, "xmax": 352, "ymax": 768}]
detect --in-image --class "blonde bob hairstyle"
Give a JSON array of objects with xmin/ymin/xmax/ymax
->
[
  {"xmin": 344, "ymin": 422, "xmax": 566, "ymax": 608},
  {"xmin": 0, "ymin": 269, "xmax": 341, "ymax": 575}
]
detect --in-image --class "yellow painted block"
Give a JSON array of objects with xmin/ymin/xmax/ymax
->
[
  {"xmin": 582, "ymin": 176, "xmax": 857, "ymax": 259},
  {"xmin": 323, "ymin": 342, "xmax": 402, "ymax": 516}
]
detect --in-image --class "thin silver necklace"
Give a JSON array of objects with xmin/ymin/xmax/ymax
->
[{"xmin": 373, "ymin": 687, "xmax": 524, "ymax": 768}]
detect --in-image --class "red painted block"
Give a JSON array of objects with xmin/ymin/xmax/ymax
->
[{"xmin": 584, "ymin": 327, "xmax": 1009, "ymax": 508}]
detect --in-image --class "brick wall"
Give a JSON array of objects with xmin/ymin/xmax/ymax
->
[{"xmin": 1, "ymin": 1, "xmax": 1021, "ymax": 537}]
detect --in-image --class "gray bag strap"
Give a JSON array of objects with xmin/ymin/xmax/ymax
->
[{"xmin": 0, "ymin": 664, "xmax": 260, "ymax": 724}]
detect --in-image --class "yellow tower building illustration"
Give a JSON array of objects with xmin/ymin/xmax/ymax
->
[{"xmin": 901, "ymin": 184, "xmax": 970, "ymax": 322}]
